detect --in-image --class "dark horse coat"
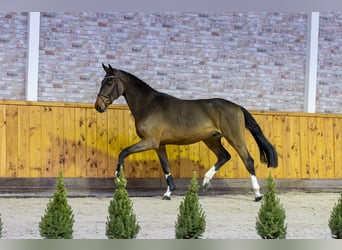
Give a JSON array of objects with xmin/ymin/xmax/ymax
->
[{"xmin": 95, "ymin": 64, "xmax": 278, "ymax": 201}]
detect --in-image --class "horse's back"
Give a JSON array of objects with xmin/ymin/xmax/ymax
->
[{"xmin": 146, "ymin": 97, "xmax": 243, "ymax": 145}]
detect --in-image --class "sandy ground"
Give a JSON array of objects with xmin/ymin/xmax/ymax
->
[{"xmin": 0, "ymin": 192, "xmax": 339, "ymax": 239}]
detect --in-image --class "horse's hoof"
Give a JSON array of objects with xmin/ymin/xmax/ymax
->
[
  {"xmin": 255, "ymin": 196, "xmax": 263, "ymax": 202},
  {"xmin": 162, "ymin": 195, "xmax": 171, "ymax": 201},
  {"xmin": 202, "ymin": 183, "xmax": 210, "ymax": 192}
]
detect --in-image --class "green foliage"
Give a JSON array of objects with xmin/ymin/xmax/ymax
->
[
  {"xmin": 329, "ymin": 193, "xmax": 342, "ymax": 239},
  {"xmin": 175, "ymin": 171, "xmax": 206, "ymax": 239},
  {"xmin": 256, "ymin": 172, "xmax": 287, "ymax": 239},
  {"xmin": 106, "ymin": 166, "xmax": 140, "ymax": 239},
  {"xmin": 39, "ymin": 171, "xmax": 74, "ymax": 239}
]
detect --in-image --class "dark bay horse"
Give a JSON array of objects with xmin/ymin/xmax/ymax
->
[{"xmin": 95, "ymin": 64, "xmax": 278, "ymax": 201}]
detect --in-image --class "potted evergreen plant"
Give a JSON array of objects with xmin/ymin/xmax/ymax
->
[
  {"xmin": 175, "ymin": 171, "xmax": 206, "ymax": 239},
  {"xmin": 39, "ymin": 171, "xmax": 74, "ymax": 239},
  {"xmin": 328, "ymin": 192, "xmax": 342, "ymax": 239},
  {"xmin": 106, "ymin": 166, "xmax": 140, "ymax": 239},
  {"xmin": 256, "ymin": 172, "xmax": 287, "ymax": 239}
]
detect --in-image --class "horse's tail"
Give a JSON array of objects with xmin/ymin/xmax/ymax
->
[{"xmin": 240, "ymin": 106, "xmax": 278, "ymax": 168}]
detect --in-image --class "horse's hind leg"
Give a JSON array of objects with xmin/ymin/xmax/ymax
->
[
  {"xmin": 228, "ymin": 139, "xmax": 262, "ymax": 201},
  {"xmin": 202, "ymin": 136, "xmax": 231, "ymax": 191},
  {"xmin": 156, "ymin": 145, "xmax": 175, "ymax": 200}
]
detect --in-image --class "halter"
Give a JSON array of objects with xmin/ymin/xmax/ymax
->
[{"xmin": 97, "ymin": 75, "xmax": 119, "ymax": 104}]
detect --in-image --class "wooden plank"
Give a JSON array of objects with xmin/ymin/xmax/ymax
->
[
  {"xmin": 307, "ymin": 117, "xmax": 319, "ymax": 178},
  {"xmin": 315, "ymin": 117, "xmax": 326, "ymax": 178},
  {"xmin": 148, "ymin": 149, "xmax": 161, "ymax": 178},
  {"xmin": 282, "ymin": 116, "xmax": 301, "ymax": 178},
  {"xmin": 168, "ymin": 144, "xmax": 181, "ymax": 178},
  {"xmin": 189, "ymin": 143, "xmax": 201, "ymax": 177},
  {"xmin": 5, "ymin": 105, "xmax": 18, "ymax": 177},
  {"xmin": 323, "ymin": 118, "xmax": 335, "ymax": 178},
  {"xmin": 291, "ymin": 116, "xmax": 301, "ymax": 178},
  {"xmin": 106, "ymin": 109, "xmax": 119, "ymax": 177},
  {"xmin": 299, "ymin": 116, "xmax": 310, "ymax": 178},
  {"xmin": 85, "ymin": 108, "xmax": 98, "ymax": 177},
  {"xmin": 96, "ymin": 109, "xmax": 108, "ymax": 177},
  {"xmin": 29, "ymin": 106, "xmax": 42, "ymax": 177},
  {"xmin": 221, "ymin": 138, "xmax": 244, "ymax": 178},
  {"xmin": 334, "ymin": 117, "xmax": 342, "ymax": 178},
  {"xmin": 179, "ymin": 145, "xmax": 191, "ymax": 178},
  {"xmin": 49, "ymin": 107, "xmax": 64, "ymax": 176},
  {"xmin": 40, "ymin": 106, "xmax": 53, "ymax": 177},
  {"xmin": 0, "ymin": 105, "xmax": 7, "ymax": 177},
  {"xmin": 63, "ymin": 107, "xmax": 76, "ymax": 177},
  {"xmin": 17, "ymin": 106, "xmax": 30, "ymax": 177},
  {"xmin": 75, "ymin": 107, "xmax": 87, "ymax": 177},
  {"xmin": 271, "ymin": 115, "xmax": 284, "ymax": 178}
]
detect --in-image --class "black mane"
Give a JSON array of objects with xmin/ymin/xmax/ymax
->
[
  {"xmin": 119, "ymin": 70, "xmax": 157, "ymax": 92},
  {"xmin": 119, "ymin": 69, "xmax": 175, "ymax": 99}
]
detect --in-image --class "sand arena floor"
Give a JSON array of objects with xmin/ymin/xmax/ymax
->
[{"xmin": 0, "ymin": 192, "xmax": 339, "ymax": 239}]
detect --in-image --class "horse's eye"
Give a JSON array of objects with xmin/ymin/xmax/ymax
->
[{"xmin": 106, "ymin": 80, "xmax": 114, "ymax": 86}]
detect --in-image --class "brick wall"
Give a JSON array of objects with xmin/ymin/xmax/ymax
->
[
  {"xmin": 317, "ymin": 12, "xmax": 342, "ymax": 113},
  {"xmin": 0, "ymin": 12, "xmax": 341, "ymax": 113},
  {"xmin": 0, "ymin": 12, "xmax": 27, "ymax": 100}
]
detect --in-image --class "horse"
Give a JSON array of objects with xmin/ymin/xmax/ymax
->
[{"xmin": 95, "ymin": 64, "xmax": 278, "ymax": 201}]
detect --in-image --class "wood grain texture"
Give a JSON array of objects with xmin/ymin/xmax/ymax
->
[{"xmin": 0, "ymin": 101, "xmax": 341, "ymax": 179}]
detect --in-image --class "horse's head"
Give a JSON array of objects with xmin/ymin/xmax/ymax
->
[{"xmin": 95, "ymin": 63, "xmax": 124, "ymax": 113}]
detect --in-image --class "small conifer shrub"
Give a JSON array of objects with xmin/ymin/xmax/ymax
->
[
  {"xmin": 106, "ymin": 166, "xmax": 140, "ymax": 239},
  {"xmin": 175, "ymin": 171, "xmax": 206, "ymax": 239},
  {"xmin": 256, "ymin": 172, "xmax": 287, "ymax": 239},
  {"xmin": 39, "ymin": 171, "xmax": 74, "ymax": 239},
  {"xmin": 328, "ymin": 192, "xmax": 342, "ymax": 239}
]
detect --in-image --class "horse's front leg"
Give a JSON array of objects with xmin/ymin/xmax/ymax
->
[
  {"xmin": 156, "ymin": 145, "xmax": 175, "ymax": 200},
  {"xmin": 115, "ymin": 139, "xmax": 158, "ymax": 177}
]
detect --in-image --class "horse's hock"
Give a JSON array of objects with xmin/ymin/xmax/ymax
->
[{"xmin": 0, "ymin": 100, "xmax": 342, "ymax": 195}]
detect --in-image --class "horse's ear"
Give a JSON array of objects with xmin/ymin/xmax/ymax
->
[
  {"xmin": 102, "ymin": 63, "xmax": 110, "ymax": 73},
  {"xmin": 102, "ymin": 63, "xmax": 116, "ymax": 74}
]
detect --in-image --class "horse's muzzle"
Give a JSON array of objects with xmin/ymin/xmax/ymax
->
[
  {"xmin": 95, "ymin": 96, "xmax": 108, "ymax": 113},
  {"xmin": 95, "ymin": 104, "xmax": 105, "ymax": 113}
]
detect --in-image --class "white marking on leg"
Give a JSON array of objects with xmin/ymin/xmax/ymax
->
[
  {"xmin": 165, "ymin": 173, "xmax": 171, "ymax": 179},
  {"xmin": 163, "ymin": 186, "xmax": 172, "ymax": 199},
  {"xmin": 203, "ymin": 166, "xmax": 216, "ymax": 187},
  {"xmin": 250, "ymin": 175, "xmax": 262, "ymax": 198}
]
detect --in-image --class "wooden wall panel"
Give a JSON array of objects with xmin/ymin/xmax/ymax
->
[
  {"xmin": 6, "ymin": 105, "xmax": 18, "ymax": 177},
  {"xmin": 74, "ymin": 107, "xmax": 87, "ymax": 177},
  {"xmin": 0, "ymin": 104, "xmax": 6, "ymax": 177},
  {"xmin": 29, "ymin": 106, "xmax": 42, "ymax": 177},
  {"xmin": 0, "ymin": 101, "xmax": 341, "ymax": 180},
  {"xmin": 17, "ymin": 106, "xmax": 30, "ymax": 177},
  {"xmin": 334, "ymin": 117, "xmax": 342, "ymax": 177}
]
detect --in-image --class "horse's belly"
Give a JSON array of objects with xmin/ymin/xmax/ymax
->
[{"xmin": 160, "ymin": 128, "xmax": 218, "ymax": 145}]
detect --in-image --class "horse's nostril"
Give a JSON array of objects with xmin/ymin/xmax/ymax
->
[{"xmin": 95, "ymin": 105, "xmax": 102, "ymax": 112}]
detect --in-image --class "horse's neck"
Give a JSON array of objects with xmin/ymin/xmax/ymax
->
[{"xmin": 121, "ymin": 72, "xmax": 157, "ymax": 120}]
